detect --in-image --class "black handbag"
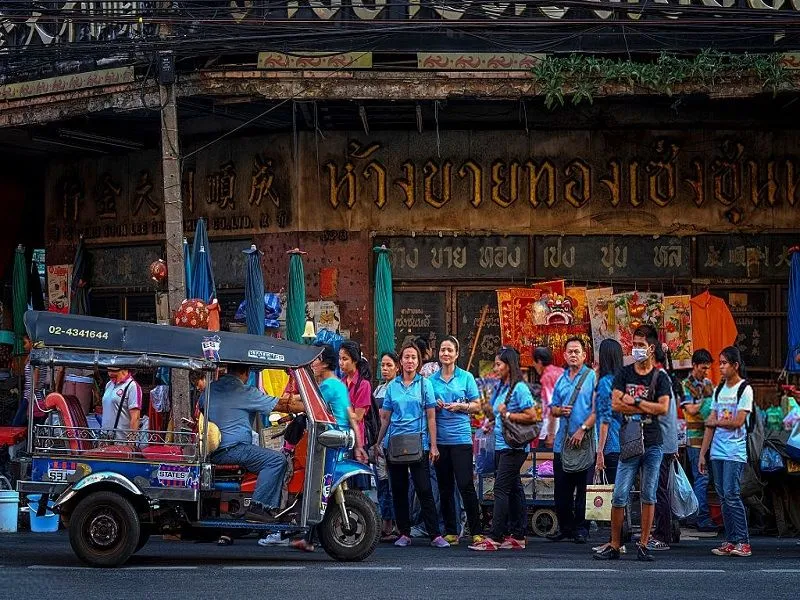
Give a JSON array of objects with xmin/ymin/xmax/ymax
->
[
  {"xmin": 619, "ymin": 371, "xmax": 659, "ymax": 461},
  {"xmin": 500, "ymin": 384, "xmax": 541, "ymax": 448},
  {"xmin": 387, "ymin": 380, "xmax": 428, "ymax": 464},
  {"xmin": 559, "ymin": 369, "xmax": 596, "ymax": 473}
]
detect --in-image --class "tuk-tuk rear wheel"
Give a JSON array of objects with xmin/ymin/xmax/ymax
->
[
  {"xmin": 68, "ymin": 491, "xmax": 141, "ymax": 568},
  {"xmin": 319, "ymin": 489, "xmax": 379, "ymax": 562}
]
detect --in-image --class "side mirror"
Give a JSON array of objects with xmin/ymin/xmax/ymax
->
[{"xmin": 318, "ymin": 428, "xmax": 353, "ymax": 449}]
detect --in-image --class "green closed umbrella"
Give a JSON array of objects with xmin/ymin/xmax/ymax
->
[
  {"xmin": 12, "ymin": 245, "xmax": 27, "ymax": 355},
  {"xmin": 286, "ymin": 248, "xmax": 307, "ymax": 343},
  {"xmin": 374, "ymin": 245, "xmax": 395, "ymax": 359}
]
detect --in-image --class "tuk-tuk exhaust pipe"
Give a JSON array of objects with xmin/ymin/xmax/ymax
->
[{"xmin": 334, "ymin": 483, "xmax": 352, "ymax": 534}]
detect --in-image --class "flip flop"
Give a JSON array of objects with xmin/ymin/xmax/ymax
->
[{"xmin": 217, "ymin": 535, "xmax": 233, "ymax": 546}]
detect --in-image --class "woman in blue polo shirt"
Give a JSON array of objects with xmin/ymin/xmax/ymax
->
[
  {"xmin": 431, "ymin": 335, "xmax": 484, "ymax": 545},
  {"xmin": 469, "ymin": 347, "xmax": 539, "ymax": 552},
  {"xmin": 377, "ymin": 341, "xmax": 449, "ymax": 548}
]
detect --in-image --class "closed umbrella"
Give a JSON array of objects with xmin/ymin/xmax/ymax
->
[
  {"xmin": 183, "ymin": 237, "xmax": 192, "ymax": 298},
  {"xmin": 243, "ymin": 244, "xmax": 265, "ymax": 336},
  {"xmin": 12, "ymin": 245, "xmax": 27, "ymax": 355},
  {"xmin": 786, "ymin": 246, "xmax": 800, "ymax": 372},
  {"xmin": 69, "ymin": 236, "xmax": 88, "ymax": 315},
  {"xmin": 374, "ymin": 245, "xmax": 396, "ymax": 359},
  {"xmin": 286, "ymin": 248, "xmax": 307, "ymax": 343},
  {"xmin": 192, "ymin": 218, "xmax": 215, "ymax": 300},
  {"xmin": 190, "ymin": 245, "xmax": 214, "ymax": 303}
]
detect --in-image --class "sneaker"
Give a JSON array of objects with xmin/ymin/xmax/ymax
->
[
  {"xmin": 636, "ymin": 543, "xmax": 655, "ymax": 562},
  {"xmin": 430, "ymin": 536, "xmax": 451, "ymax": 548},
  {"xmin": 472, "ymin": 535, "xmax": 487, "ymax": 545},
  {"xmin": 394, "ymin": 535, "xmax": 412, "ymax": 547},
  {"xmin": 592, "ymin": 543, "xmax": 608, "ymax": 552},
  {"xmin": 711, "ymin": 542, "xmax": 735, "ymax": 556},
  {"xmin": 647, "ymin": 539, "xmax": 671, "ymax": 552},
  {"xmin": 593, "ymin": 546, "xmax": 620, "ymax": 560},
  {"xmin": 469, "ymin": 538, "xmax": 500, "ymax": 551},
  {"xmin": 243, "ymin": 504, "xmax": 279, "ymax": 524},
  {"xmin": 410, "ymin": 525, "xmax": 428, "ymax": 538},
  {"xmin": 443, "ymin": 534, "xmax": 460, "ymax": 545},
  {"xmin": 730, "ymin": 543, "xmax": 752, "ymax": 557},
  {"xmin": 499, "ymin": 537, "xmax": 526, "ymax": 550},
  {"xmin": 258, "ymin": 533, "xmax": 289, "ymax": 547}
]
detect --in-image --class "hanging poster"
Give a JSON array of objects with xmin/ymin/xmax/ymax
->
[
  {"xmin": 565, "ymin": 287, "xmax": 589, "ymax": 325},
  {"xmin": 309, "ymin": 300, "xmax": 341, "ymax": 334},
  {"xmin": 663, "ymin": 295, "xmax": 693, "ymax": 369},
  {"xmin": 612, "ymin": 291, "xmax": 664, "ymax": 356},
  {"xmin": 498, "ymin": 287, "xmax": 548, "ymax": 367},
  {"xmin": 46, "ymin": 264, "xmax": 72, "ymax": 313},
  {"xmin": 586, "ymin": 287, "xmax": 615, "ymax": 362}
]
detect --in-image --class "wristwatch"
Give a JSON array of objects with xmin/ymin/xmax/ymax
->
[
  {"xmin": 634, "ymin": 397, "xmax": 642, "ymax": 407},
  {"xmin": 581, "ymin": 424, "xmax": 590, "ymax": 432}
]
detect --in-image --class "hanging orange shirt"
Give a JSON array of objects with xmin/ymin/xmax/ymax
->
[
  {"xmin": 690, "ymin": 291, "xmax": 738, "ymax": 384},
  {"xmin": 207, "ymin": 299, "xmax": 221, "ymax": 332}
]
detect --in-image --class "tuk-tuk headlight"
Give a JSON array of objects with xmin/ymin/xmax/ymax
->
[{"xmin": 318, "ymin": 428, "xmax": 351, "ymax": 449}]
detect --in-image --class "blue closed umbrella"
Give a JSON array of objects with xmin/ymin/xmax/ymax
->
[
  {"xmin": 183, "ymin": 237, "xmax": 192, "ymax": 297},
  {"xmin": 786, "ymin": 247, "xmax": 800, "ymax": 372},
  {"xmin": 191, "ymin": 218, "xmax": 215, "ymax": 300},
  {"xmin": 243, "ymin": 244, "xmax": 265, "ymax": 336},
  {"xmin": 190, "ymin": 245, "xmax": 214, "ymax": 303}
]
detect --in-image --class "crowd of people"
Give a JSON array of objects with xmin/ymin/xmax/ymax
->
[{"xmin": 295, "ymin": 327, "xmax": 756, "ymax": 560}]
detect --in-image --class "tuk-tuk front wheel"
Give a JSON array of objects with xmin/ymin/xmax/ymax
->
[
  {"xmin": 319, "ymin": 489, "xmax": 379, "ymax": 562},
  {"xmin": 68, "ymin": 491, "xmax": 141, "ymax": 568}
]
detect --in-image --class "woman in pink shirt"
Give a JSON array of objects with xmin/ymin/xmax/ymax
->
[{"xmin": 339, "ymin": 341, "xmax": 373, "ymax": 448}]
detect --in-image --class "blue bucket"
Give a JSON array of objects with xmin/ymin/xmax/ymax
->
[
  {"xmin": 26, "ymin": 494, "xmax": 59, "ymax": 533},
  {"xmin": 0, "ymin": 490, "xmax": 19, "ymax": 533}
]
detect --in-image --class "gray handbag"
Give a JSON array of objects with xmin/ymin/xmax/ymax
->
[
  {"xmin": 560, "ymin": 369, "xmax": 596, "ymax": 473},
  {"xmin": 387, "ymin": 381, "xmax": 428, "ymax": 464}
]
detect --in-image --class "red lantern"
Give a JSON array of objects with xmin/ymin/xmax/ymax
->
[
  {"xmin": 174, "ymin": 299, "xmax": 209, "ymax": 329},
  {"xmin": 149, "ymin": 259, "xmax": 168, "ymax": 284}
]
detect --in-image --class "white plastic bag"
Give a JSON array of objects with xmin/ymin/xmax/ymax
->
[{"xmin": 671, "ymin": 460, "xmax": 699, "ymax": 519}]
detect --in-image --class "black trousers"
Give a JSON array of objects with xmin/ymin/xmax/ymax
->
[
  {"xmin": 490, "ymin": 449, "xmax": 528, "ymax": 542},
  {"xmin": 434, "ymin": 443, "xmax": 483, "ymax": 537},
  {"xmin": 654, "ymin": 454, "xmax": 675, "ymax": 543},
  {"xmin": 554, "ymin": 453, "xmax": 589, "ymax": 537},
  {"xmin": 388, "ymin": 452, "xmax": 441, "ymax": 539}
]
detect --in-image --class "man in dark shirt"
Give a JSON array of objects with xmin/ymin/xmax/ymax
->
[{"xmin": 594, "ymin": 326, "xmax": 670, "ymax": 562}]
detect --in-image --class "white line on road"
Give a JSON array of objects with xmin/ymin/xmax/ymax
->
[
  {"xmin": 28, "ymin": 566, "xmax": 93, "ymax": 571},
  {"xmin": 760, "ymin": 569, "xmax": 800, "ymax": 573},
  {"xmin": 530, "ymin": 568, "xmax": 618, "ymax": 573},
  {"xmin": 424, "ymin": 567, "xmax": 508, "ymax": 572},
  {"xmin": 648, "ymin": 569, "xmax": 725, "ymax": 573},
  {"xmin": 125, "ymin": 566, "xmax": 199, "ymax": 570},
  {"xmin": 325, "ymin": 566, "xmax": 403, "ymax": 571},
  {"xmin": 223, "ymin": 566, "xmax": 306, "ymax": 571}
]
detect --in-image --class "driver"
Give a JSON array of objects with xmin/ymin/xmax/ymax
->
[{"xmin": 202, "ymin": 363, "xmax": 302, "ymax": 523}]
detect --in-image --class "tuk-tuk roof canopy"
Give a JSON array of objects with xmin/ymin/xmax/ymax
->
[{"xmin": 24, "ymin": 311, "xmax": 322, "ymax": 369}]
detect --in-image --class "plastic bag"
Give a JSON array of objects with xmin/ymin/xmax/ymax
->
[
  {"xmin": 671, "ymin": 460, "xmax": 699, "ymax": 519},
  {"xmin": 474, "ymin": 427, "xmax": 495, "ymax": 474}
]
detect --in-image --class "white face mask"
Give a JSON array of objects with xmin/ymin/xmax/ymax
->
[{"xmin": 631, "ymin": 347, "xmax": 649, "ymax": 363}]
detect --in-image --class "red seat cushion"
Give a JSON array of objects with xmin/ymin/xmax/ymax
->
[{"xmin": 44, "ymin": 393, "xmax": 92, "ymax": 452}]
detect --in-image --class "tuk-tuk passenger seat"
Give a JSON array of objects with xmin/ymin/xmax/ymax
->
[{"xmin": 44, "ymin": 392, "xmax": 93, "ymax": 452}]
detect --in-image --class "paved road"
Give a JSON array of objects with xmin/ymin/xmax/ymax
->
[{"xmin": 1, "ymin": 532, "xmax": 799, "ymax": 599}]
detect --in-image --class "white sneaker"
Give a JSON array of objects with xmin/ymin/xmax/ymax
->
[{"xmin": 258, "ymin": 533, "xmax": 289, "ymax": 547}]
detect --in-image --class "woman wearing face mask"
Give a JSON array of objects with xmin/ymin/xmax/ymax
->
[
  {"xmin": 373, "ymin": 352, "xmax": 400, "ymax": 542},
  {"xmin": 101, "ymin": 367, "xmax": 142, "ymax": 441},
  {"xmin": 470, "ymin": 347, "xmax": 539, "ymax": 552},
  {"xmin": 376, "ymin": 341, "xmax": 449, "ymax": 548},
  {"xmin": 339, "ymin": 341, "xmax": 373, "ymax": 452},
  {"xmin": 430, "ymin": 336, "xmax": 484, "ymax": 545}
]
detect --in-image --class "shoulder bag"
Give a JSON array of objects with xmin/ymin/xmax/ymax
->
[
  {"xmin": 387, "ymin": 380, "xmax": 427, "ymax": 464},
  {"xmin": 501, "ymin": 383, "xmax": 542, "ymax": 448},
  {"xmin": 619, "ymin": 371, "xmax": 659, "ymax": 461},
  {"xmin": 560, "ymin": 369, "xmax": 596, "ymax": 473}
]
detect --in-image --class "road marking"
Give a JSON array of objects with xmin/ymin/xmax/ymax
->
[
  {"xmin": 530, "ymin": 568, "xmax": 618, "ymax": 573},
  {"xmin": 760, "ymin": 569, "xmax": 800, "ymax": 573},
  {"xmin": 424, "ymin": 566, "xmax": 507, "ymax": 572},
  {"xmin": 28, "ymin": 566, "xmax": 92, "ymax": 571},
  {"xmin": 648, "ymin": 569, "xmax": 725, "ymax": 573},
  {"xmin": 126, "ymin": 566, "xmax": 198, "ymax": 570},
  {"xmin": 325, "ymin": 566, "xmax": 403, "ymax": 571},
  {"xmin": 224, "ymin": 566, "xmax": 306, "ymax": 571}
]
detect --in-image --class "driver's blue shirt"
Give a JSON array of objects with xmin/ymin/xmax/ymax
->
[{"xmin": 201, "ymin": 374, "xmax": 278, "ymax": 449}]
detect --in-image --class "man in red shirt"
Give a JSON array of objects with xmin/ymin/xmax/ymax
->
[{"xmin": 533, "ymin": 347, "xmax": 565, "ymax": 448}]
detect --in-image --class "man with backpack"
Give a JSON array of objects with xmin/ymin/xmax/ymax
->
[{"xmin": 699, "ymin": 346, "xmax": 754, "ymax": 558}]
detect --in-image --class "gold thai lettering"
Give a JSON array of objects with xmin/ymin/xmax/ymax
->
[
  {"xmin": 394, "ymin": 161, "xmax": 416, "ymax": 209},
  {"xmin": 423, "ymin": 160, "xmax": 453, "ymax": 209},
  {"xmin": 491, "ymin": 160, "xmax": 520, "ymax": 207},
  {"xmin": 324, "ymin": 161, "xmax": 356, "ymax": 208},
  {"xmin": 684, "ymin": 159, "xmax": 705, "ymax": 207},
  {"xmin": 525, "ymin": 160, "xmax": 556, "ymax": 208},
  {"xmin": 600, "ymin": 160, "xmax": 621, "ymax": 207},
  {"xmin": 746, "ymin": 160, "xmax": 777, "ymax": 207},
  {"xmin": 458, "ymin": 159, "xmax": 483, "ymax": 208},
  {"xmin": 628, "ymin": 162, "xmax": 641, "ymax": 207},
  {"xmin": 564, "ymin": 159, "xmax": 591, "ymax": 208},
  {"xmin": 787, "ymin": 159, "xmax": 799, "ymax": 207},
  {"xmin": 711, "ymin": 141, "xmax": 744, "ymax": 206},
  {"xmin": 646, "ymin": 141, "xmax": 679, "ymax": 207},
  {"xmin": 363, "ymin": 161, "xmax": 387, "ymax": 208}
]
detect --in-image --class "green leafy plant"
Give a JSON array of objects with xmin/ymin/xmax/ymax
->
[{"xmin": 531, "ymin": 51, "xmax": 793, "ymax": 109}]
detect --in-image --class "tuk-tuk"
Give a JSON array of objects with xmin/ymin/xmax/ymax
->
[{"xmin": 16, "ymin": 311, "xmax": 380, "ymax": 567}]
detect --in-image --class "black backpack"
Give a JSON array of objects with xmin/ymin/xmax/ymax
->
[{"xmin": 364, "ymin": 382, "xmax": 383, "ymax": 449}]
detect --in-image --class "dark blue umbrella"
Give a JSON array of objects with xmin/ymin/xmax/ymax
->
[
  {"xmin": 191, "ymin": 218, "xmax": 215, "ymax": 299},
  {"xmin": 183, "ymin": 237, "xmax": 192, "ymax": 298},
  {"xmin": 786, "ymin": 247, "xmax": 800, "ymax": 372},
  {"xmin": 69, "ymin": 236, "xmax": 89, "ymax": 315},
  {"xmin": 190, "ymin": 245, "xmax": 214, "ymax": 303},
  {"xmin": 243, "ymin": 244, "xmax": 265, "ymax": 336}
]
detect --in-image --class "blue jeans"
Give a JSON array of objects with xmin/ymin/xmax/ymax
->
[
  {"xmin": 686, "ymin": 447, "xmax": 714, "ymax": 528},
  {"xmin": 375, "ymin": 472, "xmax": 395, "ymax": 520},
  {"xmin": 711, "ymin": 459, "xmax": 749, "ymax": 544},
  {"xmin": 212, "ymin": 443, "xmax": 287, "ymax": 509},
  {"xmin": 612, "ymin": 444, "xmax": 663, "ymax": 508}
]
